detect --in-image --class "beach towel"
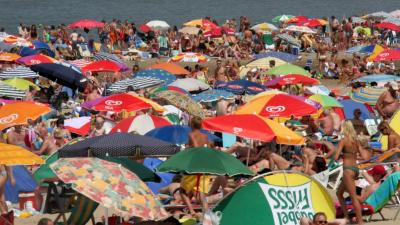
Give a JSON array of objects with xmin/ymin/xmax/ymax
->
[{"xmin": 365, "ymin": 172, "xmax": 400, "ymax": 212}]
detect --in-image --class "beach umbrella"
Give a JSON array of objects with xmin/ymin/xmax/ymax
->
[
  {"xmin": 170, "ymin": 52, "xmax": 209, "ymax": 63},
  {"xmin": 203, "ymin": 27, "xmax": 235, "ymax": 38},
  {"xmin": 264, "ymin": 74, "xmax": 319, "ymax": 88},
  {"xmin": 0, "ymin": 52, "xmax": 20, "ymax": 62},
  {"xmin": 147, "ymin": 62, "xmax": 190, "ymax": 75},
  {"xmin": 146, "ymin": 20, "xmax": 170, "ymax": 31},
  {"xmin": 214, "ymin": 172, "xmax": 335, "ymax": 225},
  {"xmin": 287, "ymin": 15, "xmax": 309, "ymax": 23},
  {"xmin": 249, "ymin": 90, "xmax": 286, "ymax": 102},
  {"xmin": 92, "ymin": 93, "xmax": 153, "ymax": 113},
  {"xmin": 110, "ymin": 114, "xmax": 171, "ymax": 134},
  {"xmin": 354, "ymin": 26, "xmax": 372, "ymax": 36},
  {"xmin": 346, "ymin": 45, "xmax": 368, "ymax": 54},
  {"xmin": 67, "ymin": 19, "xmax": 105, "ymax": 29},
  {"xmin": 108, "ymin": 77, "xmax": 163, "ymax": 93},
  {"xmin": 372, "ymin": 49, "xmax": 400, "ymax": 62},
  {"xmin": 145, "ymin": 125, "xmax": 220, "ymax": 145},
  {"xmin": 338, "ymin": 99, "xmax": 374, "ymax": 121},
  {"xmin": 2, "ymin": 77, "xmax": 40, "ymax": 91},
  {"xmin": 58, "ymin": 132, "xmax": 180, "ymax": 158},
  {"xmin": 216, "ymin": 80, "xmax": 266, "ymax": 95},
  {"xmin": 364, "ymin": 11, "xmax": 392, "ymax": 19},
  {"xmin": 93, "ymin": 52, "xmax": 125, "ymax": 65},
  {"xmin": 16, "ymin": 54, "xmax": 57, "ymax": 65},
  {"xmin": 157, "ymin": 147, "xmax": 253, "ymax": 176},
  {"xmin": 235, "ymin": 93, "xmax": 319, "ymax": 118},
  {"xmin": 0, "ymin": 102, "xmax": 51, "ymax": 131},
  {"xmin": 360, "ymin": 44, "xmax": 385, "ymax": 54},
  {"xmin": 135, "ymin": 69, "xmax": 177, "ymax": 85},
  {"xmin": 202, "ymin": 114, "xmax": 305, "ymax": 145},
  {"xmin": 64, "ymin": 116, "xmax": 91, "ymax": 136},
  {"xmin": 169, "ymin": 78, "xmax": 210, "ymax": 92},
  {"xmin": 351, "ymin": 17, "xmax": 366, "ymax": 23},
  {"xmin": 0, "ymin": 143, "xmax": 44, "ymax": 165},
  {"xmin": 251, "ymin": 23, "xmax": 278, "ymax": 32},
  {"xmin": 153, "ymin": 86, "xmax": 190, "ymax": 96},
  {"xmin": 138, "ymin": 24, "xmax": 151, "ymax": 33},
  {"xmin": 272, "ymin": 15, "xmax": 293, "ymax": 23},
  {"xmin": 266, "ymin": 63, "xmax": 312, "ymax": 76},
  {"xmin": 383, "ymin": 17, "xmax": 400, "ymax": 25},
  {"xmin": 285, "ymin": 25, "xmax": 316, "ymax": 34},
  {"xmin": 193, "ymin": 89, "xmax": 234, "ymax": 102},
  {"xmin": 184, "ymin": 19, "xmax": 218, "ymax": 30},
  {"xmin": 254, "ymin": 51, "xmax": 298, "ymax": 62},
  {"xmin": 51, "ymin": 157, "xmax": 169, "ymax": 220},
  {"xmin": 67, "ymin": 59, "xmax": 91, "ymax": 69},
  {"xmin": 0, "ymin": 41, "xmax": 16, "ymax": 51},
  {"xmin": 82, "ymin": 60, "xmax": 128, "ymax": 74},
  {"xmin": 155, "ymin": 90, "xmax": 204, "ymax": 118},
  {"xmin": 391, "ymin": 9, "xmax": 400, "ymax": 18},
  {"xmin": 31, "ymin": 63, "xmax": 86, "ymax": 91},
  {"xmin": 309, "ymin": 94, "xmax": 342, "ymax": 108},
  {"xmin": 239, "ymin": 57, "xmax": 287, "ymax": 77},
  {"xmin": 351, "ymin": 87, "xmax": 386, "ymax": 106},
  {"xmin": 375, "ymin": 22, "xmax": 400, "ymax": 31},
  {"xmin": 276, "ymin": 34, "xmax": 301, "ymax": 46},
  {"xmin": 0, "ymin": 82, "xmax": 26, "ymax": 99},
  {"xmin": 302, "ymin": 19, "xmax": 328, "ymax": 27},
  {"xmin": 353, "ymin": 74, "xmax": 400, "ymax": 87},
  {"xmin": 178, "ymin": 26, "xmax": 200, "ymax": 35}
]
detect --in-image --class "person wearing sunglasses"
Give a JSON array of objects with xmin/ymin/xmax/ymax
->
[{"xmin": 300, "ymin": 212, "xmax": 346, "ymax": 225}]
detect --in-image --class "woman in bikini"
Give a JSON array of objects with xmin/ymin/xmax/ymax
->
[{"xmin": 335, "ymin": 121, "xmax": 368, "ymax": 225}]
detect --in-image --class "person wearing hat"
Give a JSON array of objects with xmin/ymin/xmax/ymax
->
[
  {"xmin": 358, "ymin": 165, "xmax": 387, "ymax": 202},
  {"xmin": 376, "ymin": 81, "xmax": 399, "ymax": 120}
]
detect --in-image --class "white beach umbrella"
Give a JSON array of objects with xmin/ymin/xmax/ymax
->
[
  {"xmin": 285, "ymin": 25, "xmax": 316, "ymax": 34},
  {"xmin": 169, "ymin": 78, "xmax": 210, "ymax": 92},
  {"xmin": 146, "ymin": 20, "xmax": 170, "ymax": 31}
]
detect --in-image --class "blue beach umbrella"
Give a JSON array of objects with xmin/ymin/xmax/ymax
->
[
  {"xmin": 216, "ymin": 79, "xmax": 266, "ymax": 95},
  {"xmin": 135, "ymin": 69, "xmax": 177, "ymax": 86},
  {"xmin": 353, "ymin": 74, "xmax": 400, "ymax": 85},
  {"xmin": 254, "ymin": 51, "xmax": 298, "ymax": 62},
  {"xmin": 193, "ymin": 89, "xmax": 235, "ymax": 102},
  {"xmin": 339, "ymin": 99, "xmax": 373, "ymax": 121},
  {"xmin": 145, "ymin": 125, "xmax": 221, "ymax": 145}
]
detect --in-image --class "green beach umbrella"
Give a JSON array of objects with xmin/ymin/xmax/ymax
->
[
  {"xmin": 309, "ymin": 94, "xmax": 343, "ymax": 108},
  {"xmin": 156, "ymin": 147, "xmax": 253, "ymax": 176},
  {"xmin": 266, "ymin": 63, "xmax": 312, "ymax": 76},
  {"xmin": 33, "ymin": 153, "xmax": 59, "ymax": 185},
  {"xmin": 272, "ymin": 15, "xmax": 293, "ymax": 23}
]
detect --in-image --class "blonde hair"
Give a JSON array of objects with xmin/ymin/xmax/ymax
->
[{"xmin": 341, "ymin": 120, "xmax": 358, "ymax": 142}]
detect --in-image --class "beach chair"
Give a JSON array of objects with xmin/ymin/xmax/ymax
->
[{"xmin": 56, "ymin": 194, "xmax": 98, "ymax": 225}]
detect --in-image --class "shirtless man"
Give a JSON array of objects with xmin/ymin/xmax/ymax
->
[
  {"xmin": 33, "ymin": 127, "xmax": 59, "ymax": 156},
  {"xmin": 378, "ymin": 121, "xmax": 400, "ymax": 149},
  {"xmin": 214, "ymin": 60, "xmax": 228, "ymax": 83},
  {"xmin": 188, "ymin": 117, "xmax": 209, "ymax": 147},
  {"xmin": 376, "ymin": 81, "xmax": 399, "ymax": 120},
  {"xmin": 317, "ymin": 40, "xmax": 329, "ymax": 72},
  {"xmin": 7, "ymin": 125, "xmax": 29, "ymax": 149}
]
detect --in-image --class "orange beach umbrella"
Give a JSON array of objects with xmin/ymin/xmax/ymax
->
[{"xmin": 0, "ymin": 102, "xmax": 52, "ymax": 130}]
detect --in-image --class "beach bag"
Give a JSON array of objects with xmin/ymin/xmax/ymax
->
[{"xmin": 203, "ymin": 210, "xmax": 222, "ymax": 225}]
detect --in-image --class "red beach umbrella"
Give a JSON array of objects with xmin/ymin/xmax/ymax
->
[
  {"xmin": 82, "ymin": 60, "xmax": 125, "ymax": 74},
  {"xmin": 93, "ymin": 93, "xmax": 152, "ymax": 112},
  {"xmin": 67, "ymin": 19, "xmax": 105, "ymax": 29},
  {"xmin": 110, "ymin": 114, "xmax": 171, "ymax": 134},
  {"xmin": 264, "ymin": 74, "xmax": 320, "ymax": 88}
]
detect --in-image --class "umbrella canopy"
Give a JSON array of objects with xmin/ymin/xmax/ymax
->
[
  {"xmin": 51, "ymin": 157, "xmax": 169, "ymax": 220},
  {"xmin": 155, "ymin": 90, "xmax": 204, "ymax": 118},
  {"xmin": 0, "ymin": 143, "xmax": 44, "ymax": 165},
  {"xmin": 354, "ymin": 26, "xmax": 372, "ymax": 36},
  {"xmin": 0, "ymin": 53, "xmax": 20, "ymax": 62},
  {"xmin": 251, "ymin": 23, "xmax": 278, "ymax": 32},
  {"xmin": 372, "ymin": 49, "xmax": 400, "ymax": 62},
  {"xmin": 108, "ymin": 77, "xmax": 163, "ymax": 94},
  {"xmin": 193, "ymin": 89, "xmax": 234, "ymax": 102},
  {"xmin": 214, "ymin": 172, "xmax": 335, "ymax": 225},
  {"xmin": 288, "ymin": 15, "xmax": 310, "ymax": 23},
  {"xmin": 2, "ymin": 78, "xmax": 39, "ymax": 91},
  {"xmin": 285, "ymin": 25, "xmax": 316, "ymax": 33},
  {"xmin": 202, "ymin": 114, "xmax": 305, "ymax": 145},
  {"xmin": 16, "ymin": 54, "xmax": 57, "ymax": 65},
  {"xmin": 353, "ymin": 74, "xmax": 400, "ymax": 87},
  {"xmin": 184, "ymin": 19, "xmax": 218, "ymax": 30},
  {"xmin": 266, "ymin": 63, "xmax": 312, "ymax": 76},
  {"xmin": 179, "ymin": 26, "xmax": 200, "ymax": 35},
  {"xmin": 0, "ymin": 82, "xmax": 26, "ymax": 99},
  {"xmin": 139, "ymin": 24, "xmax": 151, "ymax": 33},
  {"xmin": 153, "ymin": 86, "xmax": 190, "ymax": 96},
  {"xmin": 217, "ymin": 80, "xmax": 266, "ymax": 95},
  {"xmin": 67, "ymin": 19, "xmax": 105, "ymax": 29},
  {"xmin": 31, "ymin": 63, "xmax": 86, "ymax": 91},
  {"xmin": 338, "ymin": 99, "xmax": 373, "ymax": 121},
  {"xmin": 276, "ymin": 34, "xmax": 301, "ymax": 46},
  {"xmin": 58, "ymin": 132, "xmax": 180, "ymax": 158},
  {"xmin": 169, "ymin": 78, "xmax": 210, "ymax": 92},
  {"xmin": 235, "ymin": 94, "xmax": 319, "ymax": 118},
  {"xmin": 375, "ymin": 22, "xmax": 400, "ymax": 31},
  {"xmin": 145, "ymin": 125, "xmax": 220, "ymax": 145},
  {"xmin": 92, "ymin": 93, "xmax": 153, "ymax": 113},
  {"xmin": 254, "ymin": 51, "xmax": 298, "ymax": 62},
  {"xmin": 64, "ymin": 116, "xmax": 91, "ymax": 136},
  {"xmin": 264, "ymin": 74, "xmax": 319, "ymax": 88},
  {"xmin": 156, "ymin": 147, "xmax": 253, "ymax": 176},
  {"xmin": 146, "ymin": 20, "xmax": 170, "ymax": 31},
  {"xmin": 391, "ymin": 9, "xmax": 400, "ymax": 18},
  {"xmin": 93, "ymin": 52, "xmax": 125, "ymax": 65},
  {"xmin": 384, "ymin": 17, "xmax": 400, "ymax": 25},
  {"xmin": 147, "ymin": 62, "xmax": 190, "ymax": 75},
  {"xmin": 203, "ymin": 26, "xmax": 235, "ymax": 38},
  {"xmin": 0, "ymin": 102, "xmax": 51, "ymax": 130},
  {"xmin": 135, "ymin": 69, "xmax": 177, "ymax": 85},
  {"xmin": 351, "ymin": 17, "xmax": 366, "ymax": 23},
  {"xmin": 364, "ymin": 11, "xmax": 392, "ymax": 19},
  {"xmin": 351, "ymin": 87, "xmax": 386, "ymax": 106},
  {"xmin": 170, "ymin": 52, "xmax": 209, "ymax": 63},
  {"xmin": 272, "ymin": 15, "xmax": 293, "ymax": 23},
  {"xmin": 110, "ymin": 114, "xmax": 171, "ymax": 134},
  {"xmin": 0, "ymin": 66, "xmax": 37, "ymax": 79},
  {"xmin": 240, "ymin": 57, "xmax": 287, "ymax": 77},
  {"xmin": 309, "ymin": 94, "xmax": 342, "ymax": 108},
  {"xmin": 249, "ymin": 90, "xmax": 286, "ymax": 102},
  {"xmin": 301, "ymin": 19, "xmax": 328, "ymax": 27},
  {"xmin": 68, "ymin": 59, "xmax": 91, "ymax": 69},
  {"xmin": 82, "ymin": 60, "xmax": 128, "ymax": 74}
]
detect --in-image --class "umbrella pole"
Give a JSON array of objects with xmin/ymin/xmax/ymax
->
[
  {"xmin": 104, "ymin": 208, "xmax": 109, "ymax": 225},
  {"xmin": 246, "ymin": 139, "xmax": 253, "ymax": 166},
  {"xmin": 202, "ymin": 173, "xmax": 206, "ymax": 220}
]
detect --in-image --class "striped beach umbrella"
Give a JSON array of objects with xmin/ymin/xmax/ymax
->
[
  {"xmin": 135, "ymin": 69, "xmax": 177, "ymax": 85},
  {"xmin": 93, "ymin": 52, "xmax": 125, "ymax": 65},
  {"xmin": 67, "ymin": 59, "xmax": 92, "ymax": 69},
  {"xmin": 107, "ymin": 77, "xmax": 163, "ymax": 93},
  {"xmin": 111, "ymin": 114, "xmax": 171, "ymax": 134},
  {"xmin": 254, "ymin": 51, "xmax": 298, "ymax": 62},
  {"xmin": 0, "ymin": 66, "xmax": 38, "ymax": 79},
  {"xmin": 16, "ymin": 54, "xmax": 57, "ymax": 66},
  {"xmin": 64, "ymin": 116, "xmax": 91, "ymax": 136},
  {"xmin": 353, "ymin": 74, "xmax": 400, "ymax": 87},
  {"xmin": 351, "ymin": 87, "xmax": 386, "ymax": 106},
  {"xmin": 0, "ymin": 82, "xmax": 26, "ymax": 99}
]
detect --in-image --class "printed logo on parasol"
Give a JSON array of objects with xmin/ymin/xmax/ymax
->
[
  {"xmin": 265, "ymin": 106, "xmax": 286, "ymax": 113},
  {"xmin": 0, "ymin": 113, "xmax": 18, "ymax": 124},
  {"xmin": 105, "ymin": 100, "xmax": 123, "ymax": 106},
  {"xmin": 233, "ymin": 127, "xmax": 243, "ymax": 134},
  {"xmin": 248, "ymin": 86, "xmax": 264, "ymax": 92}
]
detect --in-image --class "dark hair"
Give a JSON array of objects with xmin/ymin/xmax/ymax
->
[
  {"xmin": 38, "ymin": 218, "xmax": 52, "ymax": 225},
  {"xmin": 190, "ymin": 117, "xmax": 202, "ymax": 130},
  {"xmin": 313, "ymin": 212, "xmax": 327, "ymax": 222},
  {"xmin": 314, "ymin": 157, "xmax": 327, "ymax": 173},
  {"xmin": 56, "ymin": 118, "xmax": 64, "ymax": 126}
]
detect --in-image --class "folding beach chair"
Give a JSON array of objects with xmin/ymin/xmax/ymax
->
[{"xmin": 58, "ymin": 194, "xmax": 98, "ymax": 225}]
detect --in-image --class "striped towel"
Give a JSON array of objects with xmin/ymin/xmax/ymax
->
[
  {"xmin": 107, "ymin": 77, "xmax": 163, "ymax": 93},
  {"xmin": 0, "ymin": 66, "xmax": 38, "ymax": 78}
]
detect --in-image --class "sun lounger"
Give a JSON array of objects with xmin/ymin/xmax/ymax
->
[{"xmin": 57, "ymin": 194, "xmax": 98, "ymax": 225}]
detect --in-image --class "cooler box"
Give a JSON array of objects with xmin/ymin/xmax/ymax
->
[{"xmin": 18, "ymin": 192, "xmax": 39, "ymax": 211}]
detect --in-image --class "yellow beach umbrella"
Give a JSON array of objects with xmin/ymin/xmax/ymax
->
[
  {"xmin": 239, "ymin": 57, "xmax": 287, "ymax": 77},
  {"xmin": 249, "ymin": 90, "xmax": 286, "ymax": 102},
  {"xmin": 0, "ymin": 143, "xmax": 44, "ymax": 165},
  {"xmin": 2, "ymin": 78, "xmax": 40, "ymax": 91},
  {"xmin": 127, "ymin": 92, "xmax": 166, "ymax": 113}
]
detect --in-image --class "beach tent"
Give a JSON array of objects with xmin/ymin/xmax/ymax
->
[
  {"xmin": 337, "ymin": 99, "xmax": 374, "ymax": 121},
  {"xmin": 214, "ymin": 172, "xmax": 335, "ymax": 225},
  {"xmin": 5, "ymin": 166, "xmax": 37, "ymax": 203}
]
